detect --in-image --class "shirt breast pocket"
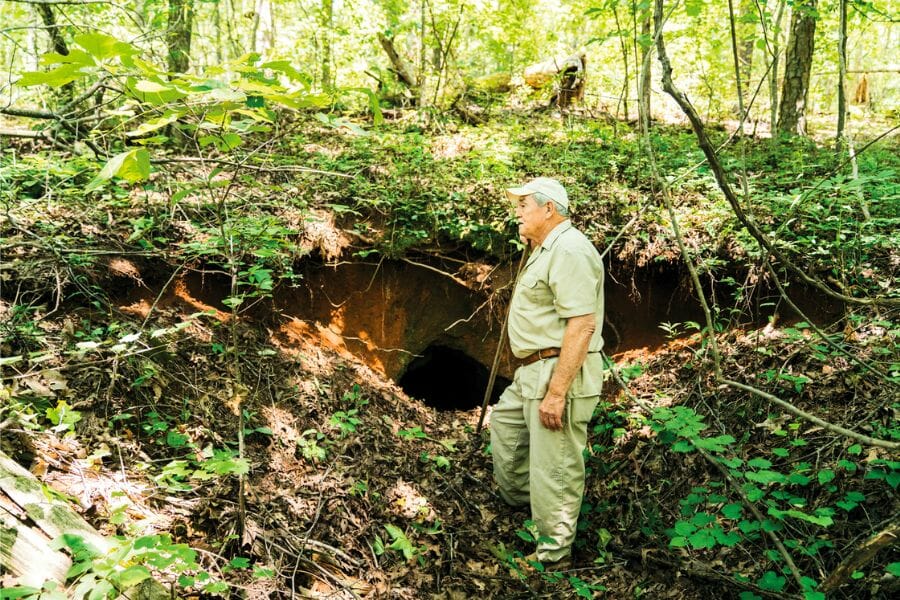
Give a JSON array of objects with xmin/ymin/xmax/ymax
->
[{"xmin": 519, "ymin": 273, "xmax": 552, "ymax": 304}]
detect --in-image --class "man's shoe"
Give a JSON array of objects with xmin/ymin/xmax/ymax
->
[{"xmin": 511, "ymin": 552, "xmax": 572, "ymax": 576}]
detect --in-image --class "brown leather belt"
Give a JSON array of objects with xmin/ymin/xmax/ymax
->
[{"xmin": 520, "ymin": 347, "xmax": 561, "ymax": 365}]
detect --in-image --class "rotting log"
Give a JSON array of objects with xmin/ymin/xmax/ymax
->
[
  {"xmin": 821, "ymin": 516, "xmax": 900, "ymax": 592},
  {"xmin": 0, "ymin": 450, "xmax": 168, "ymax": 598},
  {"xmin": 377, "ymin": 33, "xmax": 419, "ymax": 100},
  {"xmin": 523, "ymin": 52, "xmax": 586, "ymax": 107}
]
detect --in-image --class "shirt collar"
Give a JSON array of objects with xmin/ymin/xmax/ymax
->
[{"xmin": 539, "ymin": 220, "xmax": 571, "ymax": 251}]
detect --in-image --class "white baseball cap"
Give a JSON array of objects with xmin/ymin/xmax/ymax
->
[{"xmin": 506, "ymin": 177, "xmax": 569, "ymax": 212}]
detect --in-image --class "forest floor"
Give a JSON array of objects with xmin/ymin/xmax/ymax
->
[{"xmin": 1, "ymin": 112, "xmax": 898, "ymax": 598}]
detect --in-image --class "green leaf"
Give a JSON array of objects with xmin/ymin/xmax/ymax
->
[
  {"xmin": 886, "ymin": 562, "xmax": 900, "ymax": 577},
  {"xmin": 85, "ymin": 149, "xmax": 151, "ymax": 193},
  {"xmin": 116, "ymin": 565, "xmax": 151, "ymax": 588},
  {"xmin": 135, "ymin": 80, "xmax": 173, "ymax": 93},
  {"xmin": 74, "ymin": 33, "xmax": 136, "ymax": 61},
  {"xmin": 817, "ymin": 470, "xmax": 835, "ymax": 484},
  {"xmin": 757, "ymin": 570, "xmax": 786, "ymax": 592},
  {"xmin": 747, "ymin": 458, "xmax": 772, "ymax": 469},
  {"xmin": 695, "ymin": 435, "xmax": 735, "ymax": 452},
  {"xmin": 711, "ymin": 527, "xmax": 741, "ymax": 547},
  {"xmin": 772, "ymin": 447, "xmax": 790, "ymax": 457},
  {"xmin": 674, "ymin": 521, "xmax": 696, "ymax": 536},
  {"xmin": 685, "ymin": 0, "xmax": 706, "ymax": 17},
  {"xmin": 18, "ymin": 64, "xmax": 87, "ymax": 88},
  {"xmin": 672, "ymin": 439, "xmax": 695, "ymax": 452},
  {"xmin": 688, "ymin": 529, "xmax": 716, "ymax": 549},
  {"xmin": 721, "ymin": 503, "xmax": 743, "ymax": 520},
  {"xmin": 745, "ymin": 470, "xmax": 785, "ymax": 484},
  {"xmin": 739, "ymin": 593, "xmax": 762, "ymax": 600},
  {"xmin": 0, "ymin": 587, "xmax": 41, "ymax": 599}
]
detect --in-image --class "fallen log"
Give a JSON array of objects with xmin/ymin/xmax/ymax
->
[
  {"xmin": 821, "ymin": 516, "xmax": 900, "ymax": 592},
  {"xmin": 0, "ymin": 450, "xmax": 168, "ymax": 598},
  {"xmin": 377, "ymin": 33, "xmax": 419, "ymax": 101},
  {"xmin": 523, "ymin": 52, "xmax": 586, "ymax": 108}
]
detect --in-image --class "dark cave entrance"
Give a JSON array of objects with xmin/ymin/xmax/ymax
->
[{"xmin": 398, "ymin": 345, "xmax": 511, "ymax": 411}]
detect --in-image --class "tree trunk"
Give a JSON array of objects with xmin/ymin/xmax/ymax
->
[
  {"xmin": 320, "ymin": 0, "xmax": 334, "ymax": 90},
  {"xmin": 34, "ymin": 4, "xmax": 73, "ymax": 100},
  {"xmin": 167, "ymin": 0, "xmax": 194, "ymax": 74},
  {"xmin": 253, "ymin": 0, "xmax": 275, "ymax": 56},
  {"xmin": 639, "ymin": 12, "xmax": 652, "ymax": 125},
  {"xmin": 836, "ymin": 0, "xmax": 848, "ymax": 150},
  {"xmin": 768, "ymin": 0, "xmax": 787, "ymax": 132},
  {"xmin": 378, "ymin": 33, "xmax": 419, "ymax": 102},
  {"xmin": 736, "ymin": 0, "xmax": 756, "ymax": 116},
  {"xmin": 777, "ymin": 0, "xmax": 817, "ymax": 135}
]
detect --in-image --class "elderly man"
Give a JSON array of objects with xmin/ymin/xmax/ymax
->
[{"xmin": 490, "ymin": 177, "xmax": 605, "ymax": 568}]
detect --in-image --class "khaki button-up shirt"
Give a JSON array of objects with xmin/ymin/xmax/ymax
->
[{"xmin": 508, "ymin": 220, "xmax": 605, "ymax": 398}]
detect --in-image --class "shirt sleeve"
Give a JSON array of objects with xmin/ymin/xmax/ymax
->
[{"xmin": 548, "ymin": 246, "xmax": 601, "ymax": 318}]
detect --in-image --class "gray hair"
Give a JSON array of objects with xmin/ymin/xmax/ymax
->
[{"xmin": 533, "ymin": 191, "xmax": 569, "ymax": 217}]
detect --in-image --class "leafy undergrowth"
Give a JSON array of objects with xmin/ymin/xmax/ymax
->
[
  {"xmin": 1, "ymin": 260, "xmax": 898, "ymax": 598},
  {"xmin": 1, "ymin": 113, "xmax": 898, "ymax": 598}
]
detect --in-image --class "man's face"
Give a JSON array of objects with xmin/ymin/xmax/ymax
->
[{"xmin": 513, "ymin": 193, "xmax": 546, "ymax": 243}]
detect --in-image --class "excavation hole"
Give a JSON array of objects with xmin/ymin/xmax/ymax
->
[{"xmin": 398, "ymin": 345, "xmax": 511, "ymax": 411}]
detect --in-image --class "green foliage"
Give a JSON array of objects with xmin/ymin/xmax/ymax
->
[{"xmin": 16, "ymin": 532, "xmax": 231, "ymax": 598}]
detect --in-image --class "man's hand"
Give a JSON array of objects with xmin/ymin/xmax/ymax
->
[{"xmin": 539, "ymin": 391, "xmax": 566, "ymax": 431}]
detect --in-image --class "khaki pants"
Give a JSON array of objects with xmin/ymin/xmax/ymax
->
[{"xmin": 490, "ymin": 360, "xmax": 599, "ymax": 562}]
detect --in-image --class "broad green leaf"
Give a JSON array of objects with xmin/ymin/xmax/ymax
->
[
  {"xmin": 116, "ymin": 565, "xmax": 151, "ymax": 588},
  {"xmin": 685, "ymin": 0, "xmax": 705, "ymax": 18},
  {"xmin": 687, "ymin": 529, "xmax": 716, "ymax": 549},
  {"xmin": 210, "ymin": 87, "xmax": 247, "ymax": 103},
  {"xmin": 745, "ymin": 469, "xmax": 785, "ymax": 484},
  {"xmin": 39, "ymin": 49, "xmax": 94, "ymax": 67},
  {"xmin": 747, "ymin": 457, "xmax": 772, "ymax": 469},
  {"xmin": 711, "ymin": 527, "xmax": 741, "ymax": 547},
  {"xmin": 0, "ymin": 587, "xmax": 42, "ymax": 599},
  {"xmin": 135, "ymin": 80, "xmax": 173, "ymax": 93},
  {"xmin": 721, "ymin": 503, "xmax": 743, "ymax": 519},
  {"xmin": 85, "ymin": 149, "xmax": 150, "ymax": 192},
  {"xmin": 126, "ymin": 111, "xmax": 183, "ymax": 137},
  {"xmin": 886, "ymin": 562, "xmax": 900, "ymax": 577},
  {"xmin": 757, "ymin": 571, "xmax": 786, "ymax": 592},
  {"xmin": 817, "ymin": 470, "xmax": 835, "ymax": 484},
  {"xmin": 674, "ymin": 521, "xmax": 696, "ymax": 536},
  {"xmin": 74, "ymin": 33, "xmax": 136, "ymax": 60},
  {"xmin": 18, "ymin": 64, "xmax": 86, "ymax": 88},
  {"xmin": 694, "ymin": 434, "xmax": 735, "ymax": 452},
  {"xmin": 126, "ymin": 76, "xmax": 188, "ymax": 105}
]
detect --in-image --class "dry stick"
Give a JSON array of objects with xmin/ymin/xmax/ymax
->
[
  {"xmin": 474, "ymin": 248, "xmax": 530, "ymax": 436},
  {"xmin": 653, "ymin": 4, "xmax": 897, "ymax": 307},
  {"xmin": 720, "ymin": 379, "xmax": 898, "ymax": 450}
]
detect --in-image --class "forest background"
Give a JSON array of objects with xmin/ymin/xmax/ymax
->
[{"xmin": 0, "ymin": 0, "xmax": 898, "ymax": 599}]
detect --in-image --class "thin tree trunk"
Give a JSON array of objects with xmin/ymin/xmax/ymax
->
[
  {"xmin": 777, "ymin": 0, "xmax": 817, "ymax": 135},
  {"xmin": 737, "ymin": 0, "xmax": 756, "ymax": 116},
  {"xmin": 34, "ymin": 3, "xmax": 73, "ymax": 99},
  {"xmin": 214, "ymin": 0, "xmax": 223, "ymax": 64},
  {"xmin": 320, "ymin": 0, "xmax": 334, "ymax": 90},
  {"xmin": 639, "ymin": 10, "xmax": 652, "ymax": 126},
  {"xmin": 768, "ymin": 0, "xmax": 787, "ymax": 134},
  {"xmin": 613, "ymin": 4, "xmax": 630, "ymax": 121},
  {"xmin": 836, "ymin": 0, "xmax": 848, "ymax": 150},
  {"xmin": 167, "ymin": 0, "xmax": 194, "ymax": 74}
]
